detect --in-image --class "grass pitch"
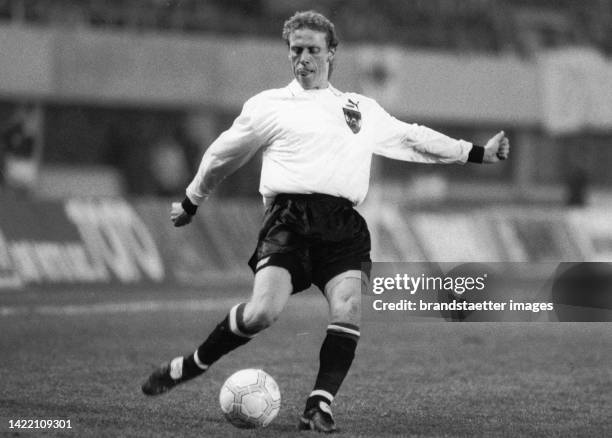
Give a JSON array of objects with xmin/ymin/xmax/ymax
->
[{"xmin": 1, "ymin": 287, "xmax": 610, "ymax": 437}]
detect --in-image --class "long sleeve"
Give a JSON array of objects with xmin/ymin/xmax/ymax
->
[
  {"xmin": 370, "ymin": 101, "xmax": 472, "ymax": 164},
  {"xmin": 186, "ymin": 97, "xmax": 269, "ymax": 204}
]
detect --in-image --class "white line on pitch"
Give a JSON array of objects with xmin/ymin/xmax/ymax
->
[{"xmin": 0, "ymin": 296, "xmax": 323, "ymax": 317}]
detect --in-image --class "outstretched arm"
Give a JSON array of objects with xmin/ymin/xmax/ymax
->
[
  {"xmin": 399, "ymin": 126, "xmax": 511, "ymax": 164},
  {"xmin": 171, "ymin": 98, "xmax": 269, "ymax": 227},
  {"xmin": 371, "ymin": 101, "xmax": 474, "ymax": 164},
  {"xmin": 369, "ymin": 100, "xmax": 510, "ymax": 165}
]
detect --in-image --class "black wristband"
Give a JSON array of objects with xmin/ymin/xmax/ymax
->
[
  {"xmin": 181, "ymin": 197, "xmax": 198, "ymax": 215},
  {"xmin": 467, "ymin": 145, "xmax": 485, "ymax": 163}
]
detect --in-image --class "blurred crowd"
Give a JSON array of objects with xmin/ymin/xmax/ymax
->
[
  {"xmin": 1, "ymin": 0, "xmax": 612, "ymax": 56},
  {"xmin": 1, "ymin": 0, "xmax": 610, "ymax": 201}
]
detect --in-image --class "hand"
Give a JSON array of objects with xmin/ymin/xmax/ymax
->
[
  {"xmin": 171, "ymin": 202, "xmax": 193, "ymax": 227},
  {"xmin": 483, "ymin": 131, "xmax": 510, "ymax": 163}
]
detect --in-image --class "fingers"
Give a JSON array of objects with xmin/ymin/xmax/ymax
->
[
  {"xmin": 496, "ymin": 135, "xmax": 510, "ymax": 160},
  {"xmin": 172, "ymin": 212, "xmax": 193, "ymax": 227},
  {"xmin": 170, "ymin": 202, "xmax": 192, "ymax": 227},
  {"xmin": 483, "ymin": 131, "xmax": 510, "ymax": 163}
]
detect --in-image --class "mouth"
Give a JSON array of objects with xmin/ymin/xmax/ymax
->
[{"xmin": 296, "ymin": 67, "xmax": 313, "ymax": 76}]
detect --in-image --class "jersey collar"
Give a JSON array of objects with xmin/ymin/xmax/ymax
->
[{"xmin": 287, "ymin": 79, "xmax": 343, "ymax": 97}]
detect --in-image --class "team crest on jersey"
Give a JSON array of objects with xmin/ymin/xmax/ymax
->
[{"xmin": 342, "ymin": 98, "xmax": 361, "ymax": 134}]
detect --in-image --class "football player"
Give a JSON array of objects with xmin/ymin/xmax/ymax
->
[{"xmin": 142, "ymin": 10, "xmax": 510, "ymax": 433}]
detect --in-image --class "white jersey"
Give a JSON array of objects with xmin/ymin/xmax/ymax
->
[{"xmin": 186, "ymin": 80, "xmax": 473, "ymax": 206}]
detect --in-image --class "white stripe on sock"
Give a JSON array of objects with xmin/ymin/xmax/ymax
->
[
  {"xmin": 327, "ymin": 324, "xmax": 360, "ymax": 338},
  {"xmin": 169, "ymin": 356, "xmax": 183, "ymax": 380},
  {"xmin": 310, "ymin": 389, "xmax": 334, "ymax": 404},
  {"xmin": 193, "ymin": 350, "xmax": 208, "ymax": 371},
  {"xmin": 228, "ymin": 303, "xmax": 256, "ymax": 338}
]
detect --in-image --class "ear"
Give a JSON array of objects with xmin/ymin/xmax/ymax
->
[{"xmin": 328, "ymin": 47, "xmax": 336, "ymax": 61}]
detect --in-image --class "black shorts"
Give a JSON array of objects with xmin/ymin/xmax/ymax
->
[{"xmin": 248, "ymin": 193, "xmax": 371, "ymax": 293}]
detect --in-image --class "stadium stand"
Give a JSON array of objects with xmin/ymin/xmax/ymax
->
[
  {"xmin": 1, "ymin": 0, "xmax": 611, "ymax": 54},
  {"xmin": 1, "ymin": 1, "xmax": 612, "ymax": 197}
]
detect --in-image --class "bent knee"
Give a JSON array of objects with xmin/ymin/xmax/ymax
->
[
  {"xmin": 326, "ymin": 278, "xmax": 362, "ymax": 324},
  {"xmin": 242, "ymin": 304, "xmax": 280, "ymax": 331},
  {"xmin": 330, "ymin": 293, "xmax": 361, "ymax": 323}
]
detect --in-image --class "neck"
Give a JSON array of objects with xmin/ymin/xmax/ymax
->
[{"xmin": 297, "ymin": 77, "xmax": 329, "ymax": 90}]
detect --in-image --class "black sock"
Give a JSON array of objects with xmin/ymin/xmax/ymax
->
[
  {"xmin": 180, "ymin": 303, "xmax": 257, "ymax": 379},
  {"xmin": 305, "ymin": 322, "xmax": 360, "ymax": 412}
]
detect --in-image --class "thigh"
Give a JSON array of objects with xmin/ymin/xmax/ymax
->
[
  {"xmin": 246, "ymin": 265, "xmax": 293, "ymax": 317},
  {"xmin": 311, "ymin": 211, "xmax": 371, "ymax": 292},
  {"xmin": 248, "ymin": 202, "xmax": 313, "ymax": 293}
]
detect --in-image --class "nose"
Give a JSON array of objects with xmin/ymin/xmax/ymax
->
[{"xmin": 298, "ymin": 51, "xmax": 311, "ymax": 64}]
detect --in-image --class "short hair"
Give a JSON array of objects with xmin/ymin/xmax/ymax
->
[{"xmin": 282, "ymin": 10, "xmax": 339, "ymax": 50}]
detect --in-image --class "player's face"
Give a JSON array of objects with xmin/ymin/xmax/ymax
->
[{"xmin": 288, "ymin": 28, "xmax": 335, "ymax": 90}]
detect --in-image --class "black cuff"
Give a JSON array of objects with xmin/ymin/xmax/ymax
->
[
  {"xmin": 468, "ymin": 145, "xmax": 485, "ymax": 163},
  {"xmin": 181, "ymin": 197, "xmax": 198, "ymax": 215}
]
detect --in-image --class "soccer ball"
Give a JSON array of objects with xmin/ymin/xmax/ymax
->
[{"xmin": 219, "ymin": 369, "xmax": 281, "ymax": 428}]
